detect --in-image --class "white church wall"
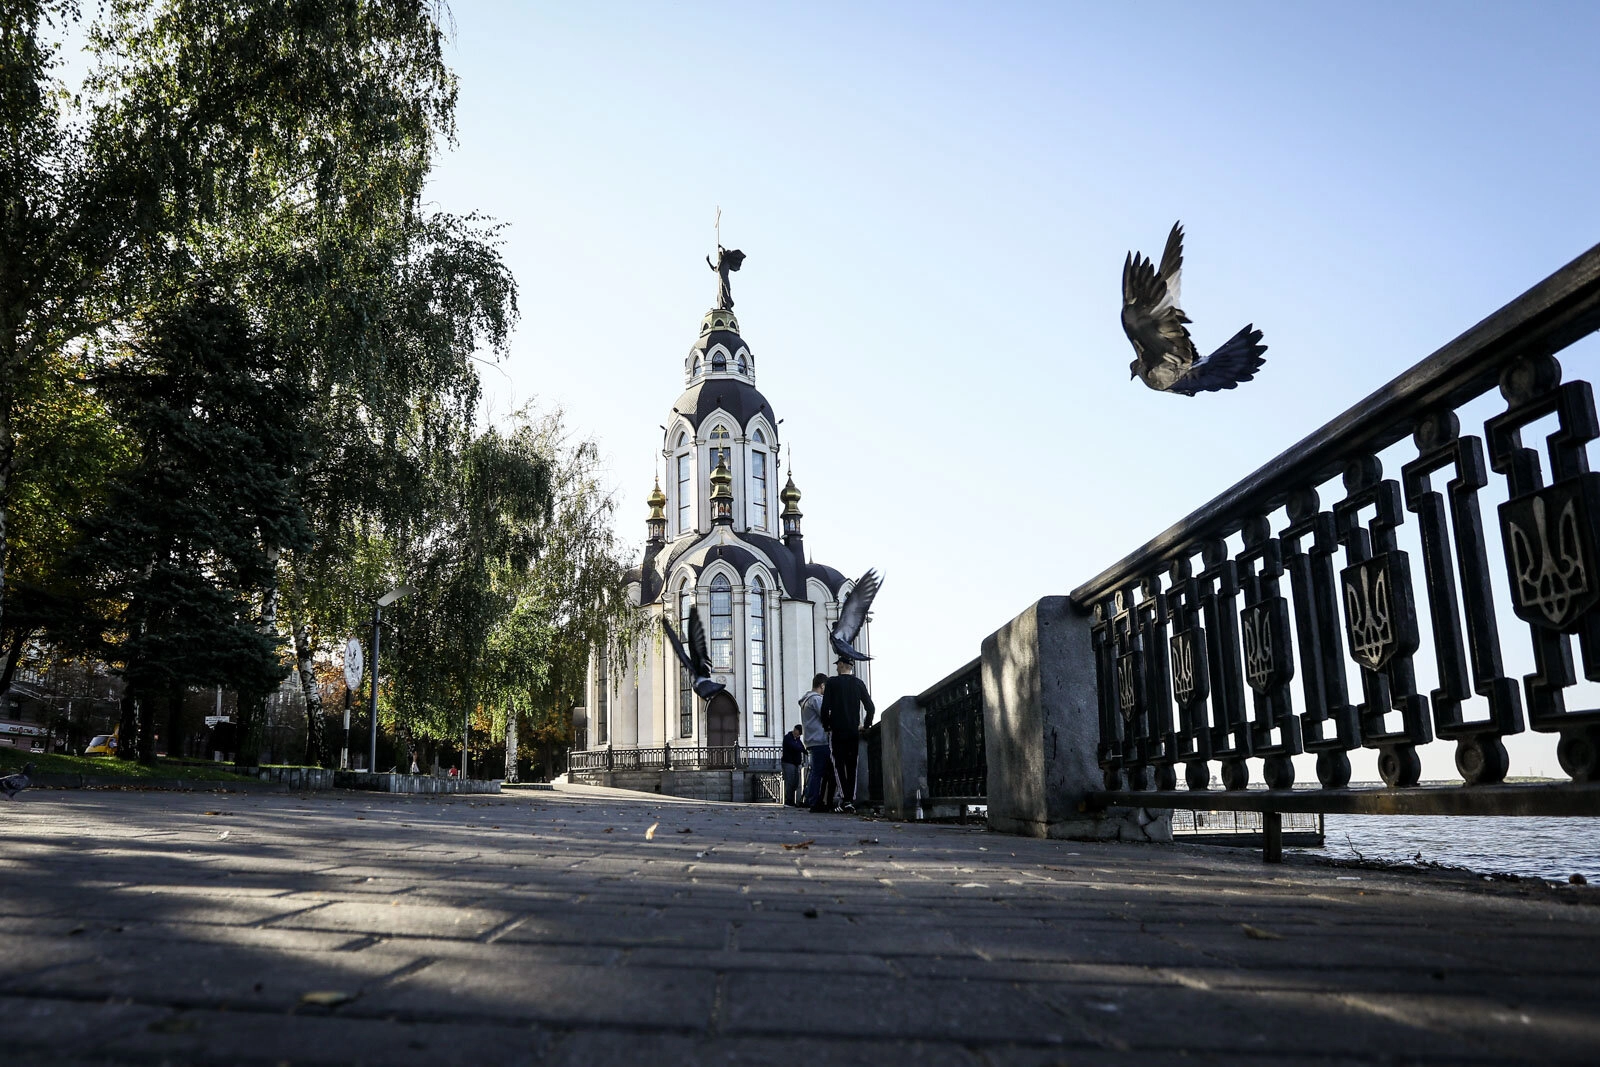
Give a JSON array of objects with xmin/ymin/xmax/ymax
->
[{"xmin": 779, "ymin": 596, "xmax": 817, "ymax": 738}]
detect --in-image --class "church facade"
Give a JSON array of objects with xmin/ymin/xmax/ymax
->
[{"xmin": 573, "ymin": 250, "xmax": 871, "ymax": 789}]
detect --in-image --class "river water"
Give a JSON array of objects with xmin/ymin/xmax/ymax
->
[{"xmin": 1302, "ymin": 815, "xmax": 1600, "ymax": 881}]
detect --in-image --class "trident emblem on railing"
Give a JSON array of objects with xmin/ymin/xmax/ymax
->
[
  {"xmin": 1341, "ymin": 553, "xmax": 1417, "ymax": 671},
  {"xmin": 1239, "ymin": 598, "xmax": 1291, "ymax": 694},
  {"xmin": 1171, "ymin": 632, "xmax": 1196, "ymax": 705},
  {"xmin": 1116, "ymin": 651, "xmax": 1141, "ymax": 721},
  {"xmin": 1500, "ymin": 479, "xmax": 1598, "ymax": 631},
  {"xmin": 1344, "ymin": 564, "xmax": 1391, "ymax": 669},
  {"xmin": 1242, "ymin": 607, "xmax": 1272, "ymax": 689}
]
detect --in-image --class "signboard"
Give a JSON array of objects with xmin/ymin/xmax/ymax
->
[{"xmin": 344, "ymin": 638, "xmax": 364, "ymax": 691}]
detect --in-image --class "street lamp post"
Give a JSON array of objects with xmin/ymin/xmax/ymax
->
[{"xmin": 368, "ymin": 585, "xmax": 415, "ymax": 773}]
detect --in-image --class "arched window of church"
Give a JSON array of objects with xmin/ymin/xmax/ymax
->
[
  {"xmin": 749, "ymin": 577, "xmax": 768, "ymax": 736},
  {"xmin": 595, "ymin": 645, "xmax": 609, "ymax": 745},
  {"xmin": 750, "ymin": 430, "xmax": 768, "ymax": 529},
  {"xmin": 678, "ymin": 580, "xmax": 694, "ymax": 737},
  {"xmin": 736, "ymin": 353, "xmax": 747, "ymax": 374},
  {"xmin": 692, "ymin": 355, "xmax": 701, "ymax": 377},
  {"xmin": 675, "ymin": 435, "xmax": 691, "ymax": 534},
  {"xmin": 709, "ymin": 574, "xmax": 733, "ymax": 672},
  {"xmin": 712, "ymin": 351, "xmax": 726, "ymax": 372},
  {"xmin": 709, "ymin": 424, "xmax": 731, "ymax": 473}
]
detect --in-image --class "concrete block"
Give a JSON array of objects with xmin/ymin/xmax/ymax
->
[
  {"xmin": 879, "ymin": 696, "xmax": 928, "ymax": 819},
  {"xmin": 980, "ymin": 596, "xmax": 1170, "ymax": 841}
]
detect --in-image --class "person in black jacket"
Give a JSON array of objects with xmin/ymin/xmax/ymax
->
[
  {"xmin": 780, "ymin": 725, "xmax": 805, "ymax": 805},
  {"xmin": 820, "ymin": 657, "xmax": 875, "ymax": 813}
]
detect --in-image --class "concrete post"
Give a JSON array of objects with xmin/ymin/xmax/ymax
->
[
  {"xmin": 980, "ymin": 596, "xmax": 1171, "ymax": 841},
  {"xmin": 878, "ymin": 696, "xmax": 926, "ymax": 819}
]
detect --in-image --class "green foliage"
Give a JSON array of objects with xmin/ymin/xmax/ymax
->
[{"xmin": 69, "ymin": 295, "xmax": 311, "ymax": 755}]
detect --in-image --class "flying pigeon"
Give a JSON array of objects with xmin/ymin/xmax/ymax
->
[
  {"xmin": 1122, "ymin": 222, "xmax": 1266, "ymax": 395},
  {"xmin": 830, "ymin": 569, "xmax": 882, "ymax": 662},
  {"xmin": 2, "ymin": 763, "xmax": 34, "ymax": 800},
  {"xmin": 662, "ymin": 606, "xmax": 727, "ymax": 700}
]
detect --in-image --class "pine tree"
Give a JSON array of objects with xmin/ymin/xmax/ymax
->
[{"xmin": 73, "ymin": 295, "xmax": 310, "ymax": 764}]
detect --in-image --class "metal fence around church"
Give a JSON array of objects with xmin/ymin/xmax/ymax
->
[
  {"xmin": 1076, "ymin": 240, "xmax": 1600, "ymax": 847},
  {"xmin": 569, "ymin": 744, "xmax": 783, "ymax": 773}
]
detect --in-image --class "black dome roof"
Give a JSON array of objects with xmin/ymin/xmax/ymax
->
[{"xmin": 670, "ymin": 377, "xmax": 775, "ymax": 433}]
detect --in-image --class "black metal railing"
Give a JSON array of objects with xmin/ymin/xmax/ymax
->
[
  {"xmin": 1076, "ymin": 240, "xmax": 1600, "ymax": 823},
  {"xmin": 568, "ymin": 743, "xmax": 783, "ymax": 774},
  {"xmin": 924, "ymin": 659, "xmax": 986, "ymax": 798}
]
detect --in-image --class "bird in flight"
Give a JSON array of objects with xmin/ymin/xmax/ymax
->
[
  {"xmin": 830, "ymin": 569, "xmax": 882, "ymax": 662},
  {"xmin": 663, "ymin": 607, "xmax": 727, "ymax": 700},
  {"xmin": 1122, "ymin": 222, "xmax": 1266, "ymax": 395}
]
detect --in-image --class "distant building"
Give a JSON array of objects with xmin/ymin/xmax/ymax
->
[{"xmin": 572, "ymin": 253, "xmax": 870, "ymax": 797}]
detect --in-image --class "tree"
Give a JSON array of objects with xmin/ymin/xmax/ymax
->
[
  {"xmin": 71, "ymin": 295, "xmax": 311, "ymax": 763},
  {"xmin": 1, "ymin": 0, "xmax": 476, "ymax": 706},
  {"xmin": 386, "ymin": 420, "xmax": 553, "ymax": 767},
  {"xmin": 479, "ymin": 410, "xmax": 641, "ymax": 781}
]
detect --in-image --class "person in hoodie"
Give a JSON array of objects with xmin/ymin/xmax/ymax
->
[{"xmin": 799, "ymin": 673, "xmax": 834, "ymax": 812}]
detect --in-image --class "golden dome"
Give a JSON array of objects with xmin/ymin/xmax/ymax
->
[
  {"xmin": 709, "ymin": 456, "xmax": 733, "ymax": 500},
  {"xmin": 779, "ymin": 474, "xmax": 802, "ymax": 516},
  {"xmin": 647, "ymin": 478, "xmax": 667, "ymax": 520}
]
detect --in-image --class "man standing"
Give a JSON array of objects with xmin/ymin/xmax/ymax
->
[
  {"xmin": 799, "ymin": 673, "xmax": 833, "ymax": 812},
  {"xmin": 781, "ymin": 724, "xmax": 806, "ymax": 806},
  {"xmin": 821, "ymin": 657, "xmax": 875, "ymax": 813}
]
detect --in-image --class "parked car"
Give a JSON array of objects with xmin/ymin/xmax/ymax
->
[{"xmin": 84, "ymin": 732, "xmax": 117, "ymax": 757}]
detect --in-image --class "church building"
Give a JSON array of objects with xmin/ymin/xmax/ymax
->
[{"xmin": 571, "ymin": 248, "xmax": 871, "ymax": 797}]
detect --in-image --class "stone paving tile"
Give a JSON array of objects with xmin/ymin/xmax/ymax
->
[
  {"xmin": 270, "ymin": 898, "xmax": 516, "ymax": 940},
  {"xmin": 546, "ymin": 1030, "xmax": 987, "ymax": 1067},
  {"xmin": 723, "ymin": 972, "xmax": 1090, "ymax": 1046},
  {"xmin": 1027, "ymin": 979, "xmax": 1499, "ymax": 1060},
  {"xmin": 1, "ymin": 786, "xmax": 1596, "ymax": 1065},
  {"xmin": 366, "ymin": 957, "xmax": 718, "ymax": 1029}
]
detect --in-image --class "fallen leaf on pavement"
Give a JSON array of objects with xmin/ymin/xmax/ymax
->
[
  {"xmin": 843, "ymin": 850, "xmax": 864, "ymax": 858},
  {"xmin": 202, "ymin": 811, "xmax": 220, "ymax": 816},
  {"xmin": 857, "ymin": 838, "xmax": 879, "ymax": 845},
  {"xmin": 1241, "ymin": 924, "xmax": 1283, "ymax": 941},
  {"xmin": 782, "ymin": 840, "xmax": 815, "ymax": 850},
  {"xmin": 299, "ymin": 990, "xmax": 356, "ymax": 1007},
  {"xmin": 645, "ymin": 823, "xmax": 659, "ymax": 840},
  {"xmin": 677, "ymin": 828, "xmax": 693, "ymax": 834},
  {"xmin": 218, "ymin": 830, "xmax": 230, "ymax": 840},
  {"xmin": 604, "ymin": 827, "xmax": 614, "ymax": 833}
]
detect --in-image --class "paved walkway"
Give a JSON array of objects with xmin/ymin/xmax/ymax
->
[{"xmin": 1, "ymin": 785, "xmax": 1596, "ymax": 1065}]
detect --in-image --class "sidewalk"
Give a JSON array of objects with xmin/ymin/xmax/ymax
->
[{"xmin": 0, "ymin": 785, "xmax": 1595, "ymax": 1064}]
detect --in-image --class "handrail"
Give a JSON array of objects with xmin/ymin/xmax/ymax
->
[{"xmin": 1072, "ymin": 240, "xmax": 1600, "ymax": 607}]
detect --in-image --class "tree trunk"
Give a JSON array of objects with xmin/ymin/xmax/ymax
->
[
  {"xmin": 117, "ymin": 691, "xmax": 138, "ymax": 760},
  {"xmin": 234, "ymin": 689, "xmax": 262, "ymax": 771},
  {"xmin": 504, "ymin": 700, "xmax": 519, "ymax": 782},
  {"xmin": 290, "ymin": 613, "xmax": 325, "ymax": 766},
  {"xmin": 0, "ymin": 392, "xmax": 11, "ymax": 652},
  {"xmin": 166, "ymin": 683, "xmax": 185, "ymax": 759},
  {"xmin": 137, "ymin": 691, "xmax": 156, "ymax": 764},
  {"xmin": 0, "ymin": 626, "xmax": 27, "ymax": 696}
]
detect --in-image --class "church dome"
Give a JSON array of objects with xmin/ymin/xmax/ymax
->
[
  {"xmin": 684, "ymin": 307, "xmax": 756, "ymax": 384},
  {"xmin": 670, "ymin": 377, "xmax": 775, "ymax": 435}
]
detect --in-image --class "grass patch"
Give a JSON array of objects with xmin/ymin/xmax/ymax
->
[{"xmin": 0, "ymin": 748, "xmax": 255, "ymax": 781}]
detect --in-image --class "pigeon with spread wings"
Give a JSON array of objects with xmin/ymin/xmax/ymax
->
[
  {"xmin": 829, "ymin": 569, "xmax": 882, "ymax": 662},
  {"xmin": 662, "ymin": 606, "xmax": 727, "ymax": 700},
  {"xmin": 1122, "ymin": 222, "xmax": 1266, "ymax": 396}
]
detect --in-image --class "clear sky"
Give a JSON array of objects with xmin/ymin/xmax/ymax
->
[{"xmin": 424, "ymin": 1, "xmax": 1600, "ymax": 780}]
